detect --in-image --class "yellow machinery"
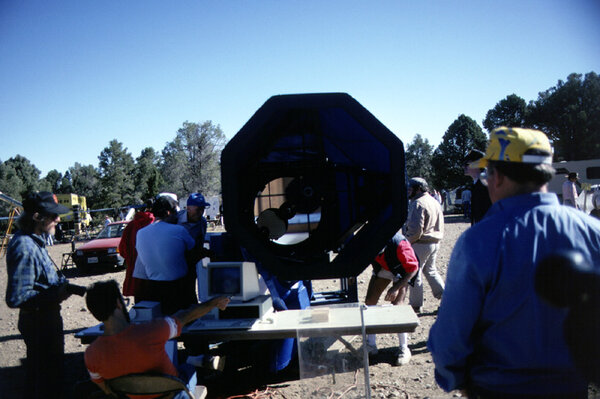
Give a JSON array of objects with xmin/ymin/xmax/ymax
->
[
  {"xmin": 55, "ymin": 193, "xmax": 90, "ymax": 234},
  {"xmin": 0, "ymin": 192, "xmax": 22, "ymax": 258},
  {"xmin": 0, "ymin": 192, "xmax": 92, "ymax": 257}
]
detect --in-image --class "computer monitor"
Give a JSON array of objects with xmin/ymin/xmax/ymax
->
[{"xmin": 207, "ymin": 262, "xmax": 261, "ymax": 302}]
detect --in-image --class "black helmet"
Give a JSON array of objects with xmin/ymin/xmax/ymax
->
[{"xmin": 408, "ymin": 177, "xmax": 429, "ymax": 192}]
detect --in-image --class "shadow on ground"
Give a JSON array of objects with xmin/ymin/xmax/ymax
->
[
  {"xmin": 62, "ymin": 266, "xmax": 124, "ymax": 279},
  {"xmin": 0, "ymin": 352, "xmax": 91, "ymax": 399}
]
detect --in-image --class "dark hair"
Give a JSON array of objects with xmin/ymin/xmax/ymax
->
[
  {"xmin": 15, "ymin": 211, "xmax": 58, "ymax": 233},
  {"xmin": 86, "ymin": 280, "xmax": 121, "ymax": 322},
  {"xmin": 408, "ymin": 177, "xmax": 429, "ymax": 193},
  {"xmin": 463, "ymin": 149, "xmax": 484, "ymax": 165},
  {"xmin": 152, "ymin": 196, "xmax": 178, "ymax": 219},
  {"xmin": 15, "ymin": 212, "xmax": 36, "ymax": 232},
  {"xmin": 488, "ymin": 160, "xmax": 555, "ymax": 186},
  {"xmin": 144, "ymin": 198, "xmax": 155, "ymax": 211}
]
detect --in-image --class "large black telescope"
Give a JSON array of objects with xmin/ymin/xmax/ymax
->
[{"xmin": 221, "ymin": 93, "xmax": 406, "ymax": 281}]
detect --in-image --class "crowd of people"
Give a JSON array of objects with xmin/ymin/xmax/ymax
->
[
  {"xmin": 5, "ymin": 127, "xmax": 600, "ymax": 399},
  {"xmin": 5, "ymin": 190, "xmax": 225, "ymax": 398},
  {"xmin": 364, "ymin": 127, "xmax": 600, "ymax": 398}
]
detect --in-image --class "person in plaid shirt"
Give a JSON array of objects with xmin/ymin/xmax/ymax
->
[{"xmin": 5, "ymin": 191, "xmax": 74, "ymax": 399}]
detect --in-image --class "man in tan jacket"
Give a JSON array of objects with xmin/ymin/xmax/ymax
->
[{"xmin": 404, "ymin": 177, "xmax": 445, "ymax": 312}]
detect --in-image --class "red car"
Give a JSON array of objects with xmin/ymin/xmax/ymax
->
[{"xmin": 73, "ymin": 221, "xmax": 129, "ymax": 271}]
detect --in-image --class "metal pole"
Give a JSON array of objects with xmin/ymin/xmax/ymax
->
[{"xmin": 360, "ymin": 304, "xmax": 372, "ymax": 399}]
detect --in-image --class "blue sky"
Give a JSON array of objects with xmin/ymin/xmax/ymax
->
[{"xmin": 1, "ymin": 1, "xmax": 599, "ymax": 177}]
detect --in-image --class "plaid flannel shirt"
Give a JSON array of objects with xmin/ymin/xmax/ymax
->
[{"xmin": 5, "ymin": 231, "xmax": 66, "ymax": 309}]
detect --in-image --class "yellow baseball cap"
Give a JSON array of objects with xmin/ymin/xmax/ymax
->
[{"xmin": 470, "ymin": 127, "xmax": 553, "ymax": 169}]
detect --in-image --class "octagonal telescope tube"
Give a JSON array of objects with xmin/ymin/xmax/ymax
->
[{"xmin": 221, "ymin": 93, "xmax": 407, "ymax": 281}]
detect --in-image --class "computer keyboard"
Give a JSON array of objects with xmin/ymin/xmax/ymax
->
[{"xmin": 189, "ymin": 318, "xmax": 256, "ymax": 330}]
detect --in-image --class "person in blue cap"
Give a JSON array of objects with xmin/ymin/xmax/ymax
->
[
  {"xmin": 176, "ymin": 193, "xmax": 219, "ymax": 367},
  {"xmin": 177, "ymin": 193, "xmax": 214, "ymax": 304},
  {"xmin": 177, "ymin": 193, "xmax": 210, "ymax": 243}
]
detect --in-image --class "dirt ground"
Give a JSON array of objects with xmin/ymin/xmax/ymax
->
[{"xmin": 0, "ymin": 215, "xmax": 593, "ymax": 398}]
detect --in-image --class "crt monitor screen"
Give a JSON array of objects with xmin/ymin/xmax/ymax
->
[
  {"xmin": 209, "ymin": 266, "xmax": 242, "ymax": 297},
  {"xmin": 206, "ymin": 262, "xmax": 261, "ymax": 301}
]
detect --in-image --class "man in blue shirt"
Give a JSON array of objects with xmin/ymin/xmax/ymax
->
[
  {"xmin": 428, "ymin": 127, "xmax": 600, "ymax": 398},
  {"xmin": 6, "ymin": 192, "xmax": 72, "ymax": 399}
]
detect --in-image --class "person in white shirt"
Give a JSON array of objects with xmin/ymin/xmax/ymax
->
[
  {"xmin": 562, "ymin": 172, "xmax": 579, "ymax": 208},
  {"xmin": 133, "ymin": 196, "xmax": 197, "ymax": 314}
]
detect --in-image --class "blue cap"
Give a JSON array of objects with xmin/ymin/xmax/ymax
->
[
  {"xmin": 23, "ymin": 192, "xmax": 70, "ymax": 216},
  {"xmin": 187, "ymin": 193, "xmax": 209, "ymax": 207}
]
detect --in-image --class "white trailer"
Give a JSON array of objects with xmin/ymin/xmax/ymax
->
[{"xmin": 548, "ymin": 159, "xmax": 600, "ymax": 213}]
